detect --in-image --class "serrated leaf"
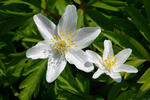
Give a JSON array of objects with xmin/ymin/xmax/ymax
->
[
  {"xmin": 16, "ymin": 17, "xmax": 42, "ymax": 42},
  {"xmin": 55, "ymin": 65, "xmax": 90, "ymax": 98},
  {"xmin": 1, "ymin": 52, "xmax": 31, "ymax": 87},
  {"xmin": 23, "ymin": 59, "xmax": 42, "ymax": 76},
  {"xmin": 0, "ymin": 10, "xmax": 32, "ymax": 35},
  {"xmin": 19, "ymin": 59, "xmax": 47, "ymax": 100}
]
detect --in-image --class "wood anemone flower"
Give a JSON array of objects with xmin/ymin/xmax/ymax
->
[
  {"xmin": 86, "ymin": 40, "xmax": 138, "ymax": 83},
  {"xmin": 26, "ymin": 5, "xmax": 101, "ymax": 83}
]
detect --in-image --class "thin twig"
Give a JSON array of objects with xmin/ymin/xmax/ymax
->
[{"xmin": 43, "ymin": 9, "xmax": 60, "ymax": 20}]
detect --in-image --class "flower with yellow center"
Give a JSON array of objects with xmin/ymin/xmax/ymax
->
[
  {"xmin": 26, "ymin": 5, "xmax": 101, "ymax": 83},
  {"xmin": 86, "ymin": 40, "xmax": 138, "ymax": 83}
]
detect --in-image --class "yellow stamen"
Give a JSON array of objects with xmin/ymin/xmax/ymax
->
[
  {"xmin": 61, "ymin": 33, "xmax": 67, "ymax": 36},
  {"xmin": 100, "ymin": 55, "xmax": 117, "ymax": 71},
  {"xmin": 70, "ymin": 34, "xmax": 75, "ymax": 37},
  {"xmin": 59, "ymin": 30, "xmax": 63, "ymax": 33},
  {"xmin": 51, "ymin": 30, "xmax": 78, "ymax": 54}
]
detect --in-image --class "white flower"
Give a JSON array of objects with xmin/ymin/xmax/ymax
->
[
  {"xmin": 26, "ymin": 5, "xmax": 101, "ymax": 83},
  {"xmin": 86, "ymin": 40, "xmax": 138, "ymax": 82}
]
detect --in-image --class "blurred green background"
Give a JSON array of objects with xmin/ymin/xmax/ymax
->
[{"xmin": 0, "ymin": 0, "xmax": 150, "ymax": 100}]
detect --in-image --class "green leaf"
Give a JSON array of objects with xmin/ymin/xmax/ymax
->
[
  {"xmin": 0, "ymin": 42, "xmax": 6, "ymax": 48},
  {"xmin": 22, "ymin": 38, "xmax": 40, "ymax": 43},
  {"xmin": 73, "ymin": 0, "xmax": 81, "ymax": 4},
  {"xmin": 93, "ymin": 41, "xmax": 122, "ymax": 54},
  {"xmin": 0, "ymin": 10, "xmax": 32, "ymax": 35},
  {"xmin": 57, "ymin": 92, "xmax": 83, "ymax": 100},
  {"xmin": 92, "ymin": 42, "xmax": 104, "ymax": 53},
  {"xmin": 103, "ymin": 29, "xmax": 150, "ymax": 59},
  {"xmin": 2, "ymin": 0, "xmax": 38, "ymax": 12},
  {"xmin": 19, "ymin": 59, "xmax": 47, "ymax": 100},
  {"xmin": 116, "ymin": 89, "xmax": 137, "ymax": 100},
  {"xmin": 39, "ymin": 82, "xmax": 57, "ymax": 100},
  {"xmin": 86, "ymin": 9, "xmax": 114, "ymax": 30},
  {"xmin": 91, "ymin": 1, "xmax": 120, "ymax": 11},
  {"xmin": 116, "ymin": 88, "xmax": 150, "ymax": 100},
  {"xmin": 102, "ymin": 0, "xmax": 127, "ymax": 7},
  {"xmin": 55, "ymin": 65, "xmax": 90, "ymax": 98},
  {"xmin": 137, "ymin": 68, "xmax": 150, "ymax": 96},
  {"xmin": 108, "ymin": 82, "xmax": 128, "ymax": 100},
  {"xmin": 77, "ymin": 9, "xmax": 84, "ymax": 28},
  {"xmin": 143, "ymin": 0, "xmax": 150, "ymax": 24},
  {"xmin": 17, "ymin": 17, "xmax": 38, "ymax": 37},
  {"xmin": 0, "ymin": 52, "xmax": 30, "ymax": 87},
  {"xmin": 40, "ymin": 0, "xmax": 46, "ymax": 9},
  {"xmin": 55, "ymin": 0, "xmax": 67, "ymax": 15},
  {"xmin": 6, "ymin": 52, "xmax": 31, "ymax": 78},
  {"xmin": 84, "ymin": 14, "xmax": 99, "ymax": 27},
  {"xmin": 127, "ymin": 6, "xmax": 150, "ymax": 43},
  {"xmin": 86, "ymin": 9, "xmax": 150, "ymax": 58}
]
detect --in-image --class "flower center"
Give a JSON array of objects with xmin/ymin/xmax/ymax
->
[
  {"xmin": 52, "ymin": 39, "xmax": 67, "ymax": 54},
  {"xmin": 100, "ymin": 55, "xmax": 116, "ymax": 71},
  {"xmin": 59, "ymin": 40, "xmax": 67, "ymax": 47},
  {"xmin": 51, "ymin": 30, "xmax": 78, "ymax": 54}
]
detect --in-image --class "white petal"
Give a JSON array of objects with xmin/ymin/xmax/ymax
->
[
  {"xmin": 86, "ymin": 50, "xmax": 102, "ymax": 64},
  {"xmin": 92, "ymin": 69, "xmax": 104, "ymax": 79},
  {"xmin": 107, "ymin": 72, "xmax": 121, "ymax": 83},
  {"xmin": 116, "ymin": 49, "xmax": 132, "ymax": 65},
  {"xmin": 58, "ymin": 5, "xmax": 77, "ymax": 36},
  {"xmin": 115, "ymin": 64, "xmax": 138, "ymax": 73},
  {"xmin": 33, "ymin": 14, "xmax": 56, "ymax": 41},
  {"xmin": 103, "ymin": 40, "xmax": 114, "ymax": 60},
  {"xmin": 65, "ymin": 49, "xmax": 94, "ymax": 72},
  {"xmin": 26, "ymin": 41, "xmax": 52, "ymax": 59},
  {"xmin": 73, "ymin": 27, "xmax": 101, "ymax": 49},
  {"xmin": 46, "ymin": 54, "xmax": 67, "ymax": 83}
]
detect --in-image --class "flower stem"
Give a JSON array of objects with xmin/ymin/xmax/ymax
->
[{"xmin": 43, "ymin": 9, "xmax": 60, "ymax": 20}]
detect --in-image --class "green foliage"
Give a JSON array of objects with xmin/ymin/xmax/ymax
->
[
  {"xmin": 19, "ymin": 59, "xmax": 47, "ymax": 100},
  {"xmin": 77, "ymin": 9, "xmax": 84, "ymax": 28},
  {"xmin": 137, "ymin": 68, "xmax": 150, "ymax": 96},
  {"xmin": 0, "ymin": 0, "xmax": 150, "ymax": 100},
  {"xmin": 127, "ymin": 6, "xmax": 150, "ymax": 43}
]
